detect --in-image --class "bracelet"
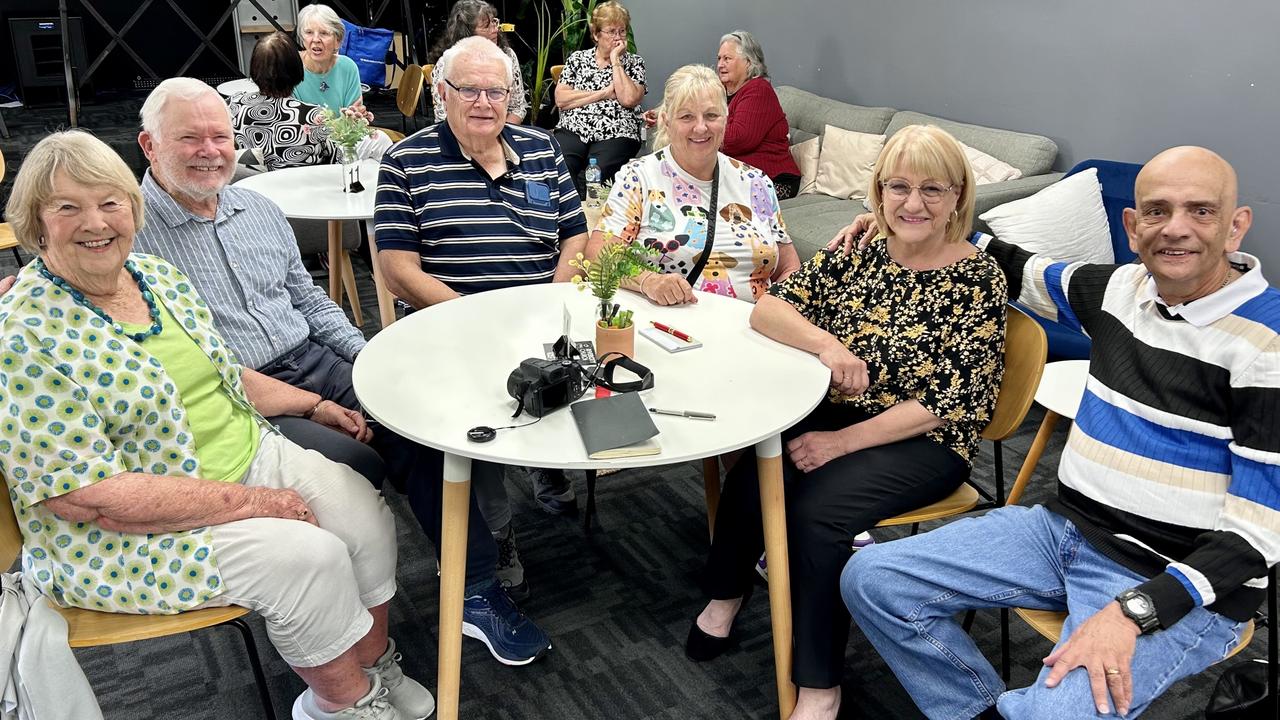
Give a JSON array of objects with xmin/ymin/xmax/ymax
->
[{"xmin": 303, "ymin": 399, "xmax": 325, "ymax": 419}]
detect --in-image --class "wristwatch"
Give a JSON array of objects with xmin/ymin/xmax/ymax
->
[{"xmin": 1115, "ymin": 588, "xmax": 1161, "ymax": 634}]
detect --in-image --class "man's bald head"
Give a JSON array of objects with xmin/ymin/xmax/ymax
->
[
  {"xmin": 1137, "ymin": 146, "xmax": 1238, "ymax": 211},
  {"xmin": 1124, "ymin": 145, "xmax": 1252, "ymax": 306}
]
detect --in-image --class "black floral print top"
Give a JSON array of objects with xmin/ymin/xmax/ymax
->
[
  {"xmin": 555, "ymin": 48, "xmax": 646, "ymax": 143},
  {"xmin": 769, "ymin": 238, "xmax": 1008, "ymax": 464}
]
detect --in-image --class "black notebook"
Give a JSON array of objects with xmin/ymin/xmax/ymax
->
[{"xmin": 569, "ymin": 392, "xmax": 661, "ymax": 459}]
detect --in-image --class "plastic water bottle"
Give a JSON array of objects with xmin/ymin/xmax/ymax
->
[{"xmin": 585, "ymin": 157, "xmax": 602, "ymax": 208}]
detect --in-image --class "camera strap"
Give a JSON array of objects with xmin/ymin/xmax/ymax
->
[
  {"xmin": 594, "ymin": 353, "xmax": 654, "ymax": 393},
  {"xmin": 684, "ymin": 157, "xmax": 721, "ymax": 286}
]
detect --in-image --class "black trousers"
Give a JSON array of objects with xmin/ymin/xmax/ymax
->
[
  {"xmin": 703, "ymin": 402, "xmax": 969, "ymax": 688},
  {"xmin": 553, "ymin": 129, "xmax": 641, "ymax": 198},
  {"xmin": 261, "ymin": 339, "xmax": 498, "ymax": 588}
]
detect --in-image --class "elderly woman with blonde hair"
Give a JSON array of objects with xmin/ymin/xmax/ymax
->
[
  {"xmin": 587, "ymin": 64, "xmax": 799, "ymax": 305},
  {"xmin": 686, "ymin": 124, "xmax": 1007, "ymax": 720},
  {"xmin": 0, "ymin": 130, "xmax": 432, "ymax": 720}
]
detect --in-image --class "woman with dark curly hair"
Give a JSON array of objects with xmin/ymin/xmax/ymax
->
[{"xmin": 426, "ymin": 0, "xmax": 527, "ymax": 124}]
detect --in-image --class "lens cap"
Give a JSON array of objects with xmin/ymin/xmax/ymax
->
[{"xmin": 467, "ymin": 426, "xmax": 497, "ymax": 443}]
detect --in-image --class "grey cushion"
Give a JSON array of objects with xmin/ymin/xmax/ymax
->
[
  {"xmin": 780, "ymin": 195, "xmax": 867, "ymax": 261},
  {"xmin": 884, "ymin": 110, "xmax": 1058, "ymax": 177},
  {"xmin": 776, "ymin": 86, "xmax": 895, "ymax": 142}
]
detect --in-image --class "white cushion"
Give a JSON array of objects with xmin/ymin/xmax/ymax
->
[
  {"xmin": 979, "ymin": 168, "xmax": 1115, "ymax": 265},
  {"xmin": 813, "ymin": 125, "xmax": 886, "ymax": 200},
  {"xmin": 790, "ymin": 137, "xmax": 820, "ymax": 195},
  {"xmin": 961, "ymin": 142, "xmax": 1022, "ymax": 185}
]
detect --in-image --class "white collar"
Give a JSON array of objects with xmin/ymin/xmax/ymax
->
[{"xmin": 1139, "ymin": 252, "xmax": 1269, "ymax": 326}]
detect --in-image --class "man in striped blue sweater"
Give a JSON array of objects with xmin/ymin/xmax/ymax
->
[{"xmin": 841, "ymin": 146, "xmax": 1278, "ymax": 719}]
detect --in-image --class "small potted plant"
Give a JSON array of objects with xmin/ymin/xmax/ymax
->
[
  {"xmin": 570, "ymin": 233, "xmax": 658, "ymax": 358},
  {"xmin": 318, "ymin": 107, "xmax": 372, "ymax": 192}
]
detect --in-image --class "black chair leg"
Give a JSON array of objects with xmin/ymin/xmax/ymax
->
[
  {"xmin": 1268, "ymin": 566, "xmax": 1277, "ymax": 718},
  {"xmin": 961, "ymin": 609, "xmax": 977, "ymax": 632},
  {"xmin": 583, "ymin": 469, "xmax": 598, "ymax": 534},
  {"xmin": 228, "ymin": 617, "xmax": 278, "ymax": 720},
  {"xmin": 11, "ymin": 248, "xmax": 22, "ymax": 266},
  {"xmin": 993, "ymin": 440, "xmax": 1005, "ymax": 506},
  {"xmin": 999, "ymin": 607, "xmax": 1011, "ymax": 682}
]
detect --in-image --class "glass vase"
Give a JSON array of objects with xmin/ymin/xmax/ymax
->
[{"xmin": 340, "ymin": 144, "xmax": 364, "ymax": 193}]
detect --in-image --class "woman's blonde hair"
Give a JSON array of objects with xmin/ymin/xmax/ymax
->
[
  {"xmin": 869, "ymin": 124, "xmax": 975, "ymax": 245},
  {"xmin": 589, "ymin": 1, "xmax": 630, "ymax": 38},
  {"xmin": 650, "ymin": 64, "xmax": 726, "ymax": 151},
  {"xmin": 4, "ymin": 130, "xmax": 144, "ymax": 255}
]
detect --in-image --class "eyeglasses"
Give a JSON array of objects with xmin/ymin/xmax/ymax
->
[
  {"xmin": 476, "ymin": 17, "xmax": 499, "ymax": 29},
  {"xmin": 445, "ymin": 78, "xmax": 510, "ymax": 104},
  {"xmin": 879, "ymin": 179, "xmax": 957, "ymax": 203},
  {"xmin": 598, "ymin": 27, "xmax": 627, "ymax": 37}
]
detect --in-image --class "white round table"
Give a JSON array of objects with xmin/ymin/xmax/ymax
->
[
  {"xmin": 216, "ymin": 78, "xmax": 258, "ymax": 97},
  {"xmin": 353, "ymin": 283, "xmax": 830, "ymax": 720},
  {"xmin": 1010, "ymin": 360, "xmax": 1089, "ymax": 502},
  {"xmin": 233, "ymin": 160, "xmax": 396, "ymax": 328}
]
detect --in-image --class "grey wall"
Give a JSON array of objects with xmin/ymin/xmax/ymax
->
[{"xmin": 629, "ymin": 0, "xmax": 1280, "ymax": 271}]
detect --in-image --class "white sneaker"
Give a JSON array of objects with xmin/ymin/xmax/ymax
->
[
  {"xmin": 292, "ymin": 674, "xmax": 404, "ymax": 720},
  {"xmin": 366, "ymin": 638, "xmax": 435, "ymax": 719}
]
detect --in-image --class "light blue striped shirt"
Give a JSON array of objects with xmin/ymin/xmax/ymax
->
[{"xmin": 134, "ymin": 171, "xmax": 366, "ymax": 369}]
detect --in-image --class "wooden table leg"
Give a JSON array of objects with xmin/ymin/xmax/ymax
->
[
  {"xmin": 437, "ymin": 452, "xmax": 472, "ymax": 720},
  {"xmin": 756, "ymin": 433, "xmax": 796, "ymax": 719},
  {"xmin": 327, "ymin": 220, "xmax": 343, "ymax": 305},
  {"xmin": 1006, "ymin": 410, "xmax": 1061, "ymax": 506},
  {"xmin": 365, "ymin": 224, "xmax": 398, "ymax": 328},
  {"xmin": 339, "ymin": 250, "xmax": 364, "ymax": 327},
  {"xmin": 702, "ymin": 457, "xmax": 720, "ymax": 541}
]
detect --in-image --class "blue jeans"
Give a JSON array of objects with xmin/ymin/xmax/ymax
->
[{"xmin": 841, "ymin": 505, "xmax": 1245, "ymax": 719}]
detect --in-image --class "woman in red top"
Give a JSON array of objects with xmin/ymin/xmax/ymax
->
[{"xmin": 717, "ymin": 31, "xmax": 802, "ymax": 198}]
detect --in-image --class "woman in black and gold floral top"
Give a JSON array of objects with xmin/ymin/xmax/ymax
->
[{"xmin": 686, "ymin": 125, "xmax": 1007, "ymax": 720}]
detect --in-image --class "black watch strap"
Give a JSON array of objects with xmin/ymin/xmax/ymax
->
[{"xmin": 1115, "ymin": 588, "xmax": 1161, "ymax": 634}]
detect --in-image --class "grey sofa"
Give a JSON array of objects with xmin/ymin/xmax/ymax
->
[{"xmin": 775, "ymin": 86, "xmax": 1064, "ymax": 260}]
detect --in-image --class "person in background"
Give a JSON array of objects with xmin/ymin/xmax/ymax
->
[
  {"xmin": 553, "ymin": 0, "xmax": 645, "ymax": 195},
  {"xmin": 231, "ymin": 31, "xmax": 390, "ymax": 169},
  {"xmin": 588, "ymin": 64, "xmax": 799, "ymax": 305},
  {"xmin": 689, "ymin": 124, "xmax": 1006, "ymax": 720},
  {"xmin": 715, "ymin": 31, "xmax": 802, "ymax": 198},
  {"xmin": 294, "ymin": 3, "xmax": 374, "ymax": 121},
  {"xmin": 0, "ymin": 129, "xmax": 433, "ymax": 720},
  {"xmin": 426, "ymin": 0, "xmax": 527, "ymax": 125}
]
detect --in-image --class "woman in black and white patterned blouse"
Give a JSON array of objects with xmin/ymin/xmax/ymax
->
[
  {"xmin": 553, "ymin": 1, "xmax": 646, "ymax": 196},
  {"xmin": 228, "ymin": 32, "xmax": 338, "ymax": 170}
]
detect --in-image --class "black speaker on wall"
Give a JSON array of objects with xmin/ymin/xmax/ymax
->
[{"xmin": 9, "ymin": 15, "xmax": 88, "ymax": 102}]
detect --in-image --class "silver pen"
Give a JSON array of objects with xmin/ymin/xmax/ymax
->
[{"xmin": 648, "ymin": 407, "xmax": 716, "ymax": 420}]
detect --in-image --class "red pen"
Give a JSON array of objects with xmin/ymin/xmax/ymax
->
[{"xmin": 650, "ymin": 321, "xmax": 695, "ymax": 343}]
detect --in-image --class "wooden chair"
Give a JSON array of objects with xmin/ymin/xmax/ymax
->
[
  {"xmin": 874, "ymin": 304, "xmax": 1048, "ymax": 534},
  {"xmin": 421, "ymin": 63, "xmax": 436, "ymax": 120},
  {"xmin": 396, "ymin": 64, "xmax": 424, "ymax": 135},
  {"xmin": 550, "ymin": 64, "xmax": 565, "ymax": 84},
  {"xmin": 0, "ymin": 486, "xmax": 278, "ymax": 719},
  {"xmin": 1, "ymin": 147, "xmax": 26, "ymax": 266}
]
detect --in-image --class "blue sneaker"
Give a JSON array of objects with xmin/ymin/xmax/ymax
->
[{"xmin": 462, "ymin": 580, "xmax": 552, "ymax": 666}]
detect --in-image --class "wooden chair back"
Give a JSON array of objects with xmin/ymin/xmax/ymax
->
[
  {"xmin": 551, "ymin": 64, "xmax": 565, "ymax": 84},
  {"xmin": 0, "ymin": 487, "xmax": 23, "ymax": 572},
  {"xmin": 397, "ymin": 63, "xmax": 424, "ymax": 119},
  {"xmin": 981, "ymin": 304, "xmax": 1047, "ymax": 443}
]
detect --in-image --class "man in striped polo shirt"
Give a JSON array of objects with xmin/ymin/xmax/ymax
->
[
  {"xmin": 842, "ymin": 147, "xmax": 1278, "ymax": 719},
  {"xmin": 374, "ymin": 35, "xmax": 590, "ymax": 665}
]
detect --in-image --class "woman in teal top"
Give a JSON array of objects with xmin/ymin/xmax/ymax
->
[
  {"xmin": 293, "ymin": 2, "xmax": 371, "ymax": 120},
  {"xmin": 0, "ymin": 130, "xmax": 433, "ymax": 720}
]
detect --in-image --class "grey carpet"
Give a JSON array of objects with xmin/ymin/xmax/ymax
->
[{"xmin": 0, "ymin": 100, "xmax": 1270, "ymax": 718}]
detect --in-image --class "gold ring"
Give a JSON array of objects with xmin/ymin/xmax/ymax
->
[{"xmin": 1105, "ymin": 668, "xmax": 1121, "ymax": 676}]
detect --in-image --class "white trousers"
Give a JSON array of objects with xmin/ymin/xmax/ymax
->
[{"xmin": 196, "ymin": 431, "xmax": 398, "ymax": 667}]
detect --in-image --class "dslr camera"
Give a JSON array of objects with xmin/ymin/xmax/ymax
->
[{"xmin": 506, "ymin": 358, "xmax": 588, "ymax": 418}]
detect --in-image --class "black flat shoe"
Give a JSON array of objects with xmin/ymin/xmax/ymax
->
[
  {"xmin": 685, "ymin": 587, "xmax": 753, "ymax": 662},
  {"xmin": 685, "ymin": 618, "xmax": 734, "ymax": 662}
]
